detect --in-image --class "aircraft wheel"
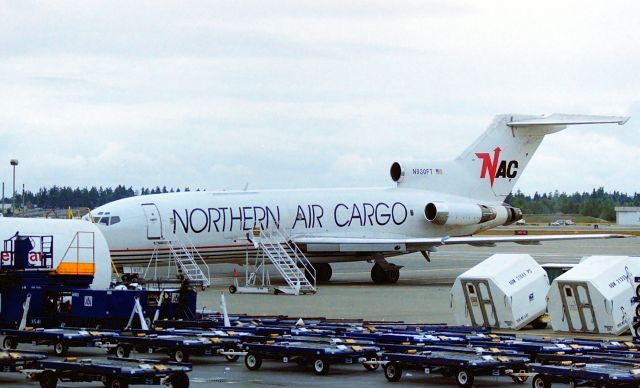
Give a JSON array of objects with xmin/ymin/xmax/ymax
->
[
  {"xmin": 384, "ymin": 361, "xmax": 403, "ymax": 382},
  {"xmin": 312, "ymin": 263, "xmax": 332, "ymax": 283},
  {"xmin": 371, "ymin": 264, "xmax": 386, "ymax": 284},
  {"xmin": 312, "ymin": 357, "xmax": 330, "ymax": 375},
  {"xmin": 244, "ymin": 351, "xmax": 262, "ymax": 371},
  {"xmin": 3, "ymin": 336, "xmax": 17, "ymax": 349},
  {"xmin": 39, "ymin": 370, "xmax": 58, "ymax": 388},
  {"xmin": 384, "ymin": 268, "xmax": 400, "ymax": 284},
  {"xmin": 456, "ymin": 368, "xmax": 474, "ymax": 388}
]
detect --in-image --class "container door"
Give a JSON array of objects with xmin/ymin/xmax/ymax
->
[
  {"xmin": 463, "ymin": 282, "xmax": 484, "ymax": 326},
  {"xmin": 462, "ymin": 280, "xmax": 499, "ymax": 328},
  {"xmin": 142, "ymin": 203, "xmax": 163, "ymax": 240},
  {"xmin": 576, "ymin": 284, "xmax": 597, "ymax": 332},
  {"xmin": 558, "ymin": 282, "xmax": 598, "ymax": 333},
  {"xmin": 561, "ymin": 283, "xmax": 581, "ymax": 331}
]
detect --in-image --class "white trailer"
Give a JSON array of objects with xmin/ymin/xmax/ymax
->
[
  {"xmin": 0, "ymin": 217, "xmax": 112, "ymax": 289},
  {"xmin": 450, "ymin": 254, "xmax": 550, "ymax": 330},
  {"xmin": 547, "ymin": 255, "xmax": 640, "ymax": 335}
]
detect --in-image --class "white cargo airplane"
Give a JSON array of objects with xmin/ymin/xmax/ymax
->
[{"xmin": 89, "ymin": 114, "xmax": 630, "ymax": 284}]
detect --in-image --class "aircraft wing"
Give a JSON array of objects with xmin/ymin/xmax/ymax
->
[{"xmin": 293, "ymin": 233, "xmax": 630, "ymax": 252}]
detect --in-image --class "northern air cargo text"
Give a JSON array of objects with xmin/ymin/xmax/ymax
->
[{"xmin": 172, "ymin": 202, "xmax": 409, "ymax": 234}]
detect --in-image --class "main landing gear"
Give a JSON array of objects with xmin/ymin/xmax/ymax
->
[
  {"xmin": 307, "ymin": 263, "xmax": 333, "ymax": 283},
  {"xmin": 370, "ymin": 254, "xmax": 402, "ymax": 284}
]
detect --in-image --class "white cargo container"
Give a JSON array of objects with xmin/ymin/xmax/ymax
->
[
  {"xmin": 0, "ymin": 217, "xmax": 112, "ymax": 289},
  {"xmin": 547, "ymin": 255, "xmax": 640, "ymax": 335},
  {"xmin": 450, "ymin": 254, "xmax": 549, "ymax": 330}
]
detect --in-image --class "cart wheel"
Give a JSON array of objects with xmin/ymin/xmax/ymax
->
[
  {"xmin": 39, "ymin": 370, "xmax": 58, "ymax": 388},
  {"xmin": 53, "ymin": 341, "xmax": 68, "ymax": 356},
  {"xmin": 3, "ymin": 336, "xmax": 17, "ymax": 350},
  {"xmin": 225, "ymin": 354, "xmax": 240, "ymax": 362},
  {"xmin": 115, "ymin": 345, "xmax": 130, "ymax": 358},
  {"xmin": 363, "ymin": 361, "xmax": 379, "ymax": 371},
  {"xmin": 384, "ymin": 361, "xmax": 403, "ymax": 382},
  {"xmin": 167, "ymin": 371, "xmax": 190, "ymax": 388},
  {"xmin": 245, "ymin": 351, "xmax": 262, "ymax": 370},
  {"xmin": 456, "ymin": 368, "xmax": 474, "ymax": 388},
  {"xmin": 532, "ymin": 374, "xmax": 551, "ymax": 388},
  {"xmin": 512, "ymin": 375, "xmax": 529, "ymax": 384},
  {"xmin": 173, "ymin": 349, "xmax": 190, "ymax": 363},
  {"xmin": 107, "ymin": 376, "xmax": 129, "ymax": 388},
  {"xmin": 229, "ymin": 285, "xmax": 237, "ymax": 294},
  {"xmin": 312, "ymin": 357, "xmax": 330, "ymax": 375}
]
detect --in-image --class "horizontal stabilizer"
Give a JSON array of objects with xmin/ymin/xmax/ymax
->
[{"xmin": 508, "ymin": 114, "xmax": 629, "ymax": 127}]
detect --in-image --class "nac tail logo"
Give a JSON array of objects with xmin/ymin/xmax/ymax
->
[{"xmin": 475, "ymin": 147, "xmax": 518, "ymax": 187}]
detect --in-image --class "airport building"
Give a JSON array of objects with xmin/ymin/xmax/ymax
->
[{"xmin": 615, "ymin": 206, "xmax": 640, "ymax": 226}]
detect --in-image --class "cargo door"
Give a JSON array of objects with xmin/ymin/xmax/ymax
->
[
  {"xmin": 558, "ymin": 282, "xmax": 598, "ymax": 333},
  {"xmin": 141, "ymin": 203, "xmax": 163, "ymax": 240},
  {"xmin": 462, "ymin": 280, "xmax": 499, "ymax": 328},
  {"xmin": 576, "ymin": 284, "xmax": 597, "ymax": 331}
]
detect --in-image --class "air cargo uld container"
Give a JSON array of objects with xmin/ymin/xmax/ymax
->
[
  {"xmin": 0, "ymin": 217, "xmax": 112, "ymax": 289},
  {"xmin": 547, "ymin": 255, "xmax": 640, "ymax": 335},
  {"xmin": 451, "ymin": 254, "xmax": 549, "ymax": 330}
]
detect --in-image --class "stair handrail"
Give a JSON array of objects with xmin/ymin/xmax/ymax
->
[{"xmin": 260, "ymin": 227, "xmax": 316, "ymax": 291}]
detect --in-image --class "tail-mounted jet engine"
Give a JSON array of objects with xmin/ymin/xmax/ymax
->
[{"xmin": 424, "ymin": 202, "xmax": 522, "ymax": 226}]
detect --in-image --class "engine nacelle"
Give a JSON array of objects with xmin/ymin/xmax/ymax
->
[
  {"xmin": 503, "ymin": 206, "xmax": 523, "ymax": 225},
  {"xmin": 424, "ymin": 202, "xmax": 498, "ymax": 226}
]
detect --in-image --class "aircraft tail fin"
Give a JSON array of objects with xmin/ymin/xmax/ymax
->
[{"xmin": 393, "ymin": 114, "xmax": 628, "ymax": 202}]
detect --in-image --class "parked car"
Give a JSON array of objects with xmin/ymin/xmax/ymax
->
[{"xmin": 515, "ymin": 219, "xmax": 526, "ymax": 226}]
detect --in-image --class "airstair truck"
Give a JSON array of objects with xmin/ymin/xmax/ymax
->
[
  {"xmin": 547, "ymin": 255, "xmax": 640, "ymax": 335},
  {"xmin": 451, "ymin": 253, "xmax": 550, "ymax": 330}
]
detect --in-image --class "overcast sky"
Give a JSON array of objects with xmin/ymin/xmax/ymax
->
[{"xmin": 0, "ymin": 1, "xmax": 638, "ymax": 197}]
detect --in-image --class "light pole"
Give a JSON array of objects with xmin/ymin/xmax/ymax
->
[{"xmin": 10, "ymin": 159, "xmax": 18, "ymax": 214}]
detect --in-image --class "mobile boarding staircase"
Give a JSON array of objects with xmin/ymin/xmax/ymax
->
[
  {"xmin": 232, "ymin": 228, "xmax": 316, "ymax": 295},
  {"xmin": 144, "ymin": 238, "xmax": 211, "ymax": 289}
]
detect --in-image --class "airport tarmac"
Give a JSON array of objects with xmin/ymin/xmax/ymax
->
[{"xmin": 2, "ymin": 236, "xmax": 639, "ymax": 387}]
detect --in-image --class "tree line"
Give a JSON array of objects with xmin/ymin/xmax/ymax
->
[
  {"xmin": 506, "ymin": 187, "xmax": 640, "ymax": 221},
  {"xmin": 2, "ymin": 185, "xmax": 198, "ymax": 211},
  {"xmin": 1, "ymin": 185, "xmax": 638, "ymax": 221}
]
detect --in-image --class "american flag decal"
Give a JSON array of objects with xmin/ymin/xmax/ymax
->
[{"xmin": 435, "ymin": 169, "xmax": 443, "ymax": 175}]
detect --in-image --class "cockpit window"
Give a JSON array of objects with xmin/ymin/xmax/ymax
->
[{"xmin": 94, "ymin": 215, "xmax": 121, "ymax": 226}]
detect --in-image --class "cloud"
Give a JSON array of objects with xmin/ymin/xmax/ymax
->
[{"xmin": 0, "ymin": 1, "xmax": 638, "ymax": 196}]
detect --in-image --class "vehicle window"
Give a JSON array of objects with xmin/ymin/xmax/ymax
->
[
  {"xmin": 98, "ymin": 217, "xmax": 109, "ymax": 225},
  {"xmin": 110, "ymin": 216, "xmax": 121, "ymax": 225}
]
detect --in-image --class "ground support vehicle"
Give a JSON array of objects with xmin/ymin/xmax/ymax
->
[
  {"xmin": 111, "ymin": 333, "xmax": 241, "ymax": 362},
  {"xmin": 381, "ymin": 349, "xmax": 529, "ymax": 387},
  {"xmin": 1, "ymin": 328, "xmax": 117, "ymax": 356},
  {"xmin": 0, "ymin": 350, "xmax": 47, "ymax": 373},
  {"xmin": 242, "ymin": 341, "xmax": 380, "ymax": 375},
  {"xmin": 528, "ymin": 361, "xmax": 640, "ymax": 387},
  {"xmin": 467, "ymin": 338, "xmax": 598, "ymax": 361},
  {"xmin": 25, "ymin": 357, "xmax": 191, "ymax": 388}
]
